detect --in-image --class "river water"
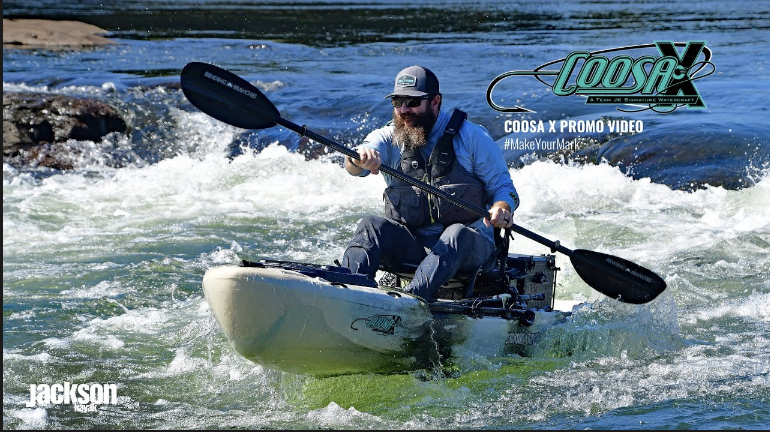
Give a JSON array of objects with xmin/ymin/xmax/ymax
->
[{"xmin": 3, "ymin": 0, "xmax": 769, "ymax": 429}]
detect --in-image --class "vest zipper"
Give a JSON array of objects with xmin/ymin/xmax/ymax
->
[{"xmin": 426, "ymin": 163, "xmax": 436, "ymax": 224}]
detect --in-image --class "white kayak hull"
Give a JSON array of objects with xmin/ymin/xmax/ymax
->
[
  {"xmin": 203, "ymin": 265, "xmax": 432, "ymax": 375},
  {"xmin": 203, "ymin": 263, "xmax": 575, "ymax": 376}
]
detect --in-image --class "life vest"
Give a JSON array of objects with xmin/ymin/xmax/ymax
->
[{"xmin": 383, "ymin": 109, "xmax": 486, "ymax": 229}]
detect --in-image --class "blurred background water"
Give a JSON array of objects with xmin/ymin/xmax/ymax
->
[{"xmin": 4, "ymin": 0, "xmax": 769, "ymax": 429}]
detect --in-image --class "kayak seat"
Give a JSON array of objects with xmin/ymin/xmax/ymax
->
[
  {"xmin": 379, "ymin": 254, "xmax": 558, "ymax": 308},
  {"xmin": 379, "ymin": 263, "xmax": 517, "ymax": 300}
]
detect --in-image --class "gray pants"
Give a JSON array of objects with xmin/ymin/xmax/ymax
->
[{"xmin": 341, "ymin": 216, "xmax": 496, "ymax": 300}]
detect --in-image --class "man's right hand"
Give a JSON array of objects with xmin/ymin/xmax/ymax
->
[{"xmin": 346, "ymin": 148, "xmax": 382, "ymax": 175}]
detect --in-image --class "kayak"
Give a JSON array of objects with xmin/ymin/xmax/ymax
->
[{"xmin": 202, "ymin": 254, "xmax": 579, "ymax": 377}]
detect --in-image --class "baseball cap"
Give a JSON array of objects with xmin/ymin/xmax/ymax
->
[{"xmin": 385, "ymin": 65, "xmax": 440, "ymax": 98}]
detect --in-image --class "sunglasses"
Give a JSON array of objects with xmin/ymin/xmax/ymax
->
[{"xmin": 391, "ymin": 96, "xmax": 429, "ymax": 108}]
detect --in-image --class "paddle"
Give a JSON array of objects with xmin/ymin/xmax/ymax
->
[{"xmin": 180, "ymin": 61, "xmax": 667, "ymax": 305}]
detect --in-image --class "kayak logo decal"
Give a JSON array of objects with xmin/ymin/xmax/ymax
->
[
  {"xmin": 487, "ymin": 42, "xmax": 714, "ymax": 114},
  {"xmin": 351, "ymin": 315, "xmax": 402, "ymax": 335},
  {"xmin": 506, "ymin": 331, "xmax": 541, "ymax": 346}
]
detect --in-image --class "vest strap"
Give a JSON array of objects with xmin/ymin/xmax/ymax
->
[
  {"xmin": 443, "ymin": 109, "xmax": 466, "ymax": 137},
  {"xmin": 430, "ymin": 109, "xmax": 467, "ymax": 179}
]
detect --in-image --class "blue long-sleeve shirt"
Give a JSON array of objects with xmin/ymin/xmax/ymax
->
[{"xmin": 354, "ymin": 110, "xmax": 520, "ymax": 242}]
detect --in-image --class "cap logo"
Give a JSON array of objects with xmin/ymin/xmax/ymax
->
[{"xmin": 396, "ymin": 74, "xmax": 417, "ymax": 87}]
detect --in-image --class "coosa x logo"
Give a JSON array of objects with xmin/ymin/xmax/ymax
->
[{"xmin": 487, "ymin": 42, "xmax": 714, "ymax": 114}]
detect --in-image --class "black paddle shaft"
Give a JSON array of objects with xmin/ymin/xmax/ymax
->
[{"xmin": 180, "ymin": 61, "xmax": 667, "ymax": 304}]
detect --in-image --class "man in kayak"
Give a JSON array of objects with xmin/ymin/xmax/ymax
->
[{"xmin": 341, "ymin": 65, "xmax": 519, "ymax": 300}]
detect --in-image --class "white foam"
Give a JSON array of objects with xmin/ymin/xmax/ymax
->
[
  {"xmin": 306, "ymin": 401, "xmax": 384, "ymax": 428},
  {"xmin": 7, "ymin": 407, "xmax": 48, "ymax": 430}
]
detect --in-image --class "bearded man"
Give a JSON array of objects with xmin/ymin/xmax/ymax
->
[{"xmin": 342, "ymin": 65, "xmax": 520, "ymax": 300}]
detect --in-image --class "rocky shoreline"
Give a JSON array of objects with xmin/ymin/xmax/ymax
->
[
  {"xmin": 3, "ymin": 18, "xmax": 116, "ymax": 49},
  {"xmin": 3, "ymin": 19, "xmax": 127, "ymax": 169}
]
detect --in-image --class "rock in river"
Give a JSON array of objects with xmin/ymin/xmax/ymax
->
[
  {"xmin": 3, "ymin": 92, "xmax": 128, "ymax": 170},
  {"xmin": 597, "ymin": 120, "xmax": 770, "ymax": 191}
]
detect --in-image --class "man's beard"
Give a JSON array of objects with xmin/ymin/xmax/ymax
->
[{"xmin": 393, "ymin": 110, "xmax": 437, "ymax": 150}]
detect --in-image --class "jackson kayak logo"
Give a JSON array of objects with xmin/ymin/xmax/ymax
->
[
  {"xmin": 26, "ymin": 382, "xmax": 118, "ymax": 412},
  {"xmin": 487, "ymin": 42, "xmax": 714, "ymax": 114},
  {"xmin": 351, "ymin": 314, "xmax": 401, "ymax": 335}
]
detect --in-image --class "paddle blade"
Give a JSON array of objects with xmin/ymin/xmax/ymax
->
[
  {"xmin": 570, "ymin": 249, "xmax": 667, "ymax": 304},
  {"xmin": 180, "ymin": 62, "xmax": 280, "ymax": 130}
]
